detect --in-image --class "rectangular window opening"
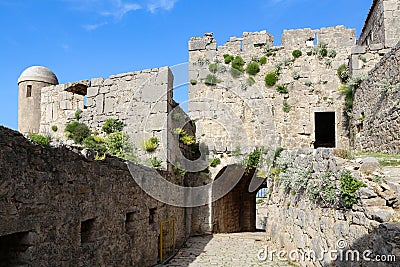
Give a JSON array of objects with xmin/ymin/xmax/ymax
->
[
  {"xmin": 125, "ymin": 212, "xmax": 136, "ymax": 236},
  {"xmin": 26, "ymin": 85, "xmax": 32, "ymax": 97},
  {"xmin": 81, "ymin": 218, "xmax": 96, "ymax": 244},
  {"xmin": 314, "ymin": 112, "xmax": 336, "ymax": 149},
  {"xmin": 149, "ymin": 208, "xmax": 157, "ymax": 224}
]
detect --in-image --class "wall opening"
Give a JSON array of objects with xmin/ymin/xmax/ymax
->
[
  {"xmin": 314, "ymin": 112, "xmax": 336, "ymax": 148},
  {"xmin": 26, "ymin": 85, "xmax": 32, "ymax": 97},
  {"xmin": 149, "ymin": 208, "xmax": 157, "ymax": 224},
  {"xmin": 125, "ymin": 212, "xmax": 136, "ymax": 236},
  {"xmin": 81, "ymin": 218, "xmax": 96, "ymax": 244},
  {"xmin": 0, "ymin": 231, "xmax": 32, "ymax": 266}
]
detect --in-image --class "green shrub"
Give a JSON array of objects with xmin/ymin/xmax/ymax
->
[
  {"xmin": 65, "ymin": 121, "xmax": 90, "ymax": 144},
  {"xmin": 308, "ymin": 172, "xmax": 338, "ymax": 207},
  {"xmin": 245, "ymin": 62, "xmax": 260, "ymax": 75},
  {"xmin": 29, "ymin": 133, "xmax": 50, "ymax": 147},
  {"xmin": 265, "ymin": 71, "xmax": 279, "ymax": 87},
  {"xmin": 209, "ymin": 157, "xmax": 221, "ymax": 168},
  {"xmin": 143, "ymin": 137, "xmax": 159, "ymax": 152},
  {"xmin": 247, "ymin": 77, "xmax": 256, "ymax": 86},
  {"xmin": 231, "ymin": 56, "xmax": 245, "ymax": 72},
  {"xmin": 344, "ymin": 85, "xmax": 354, "ymax": 113},
  {"xmin": 340, "ymin": 171, "xmax": 366, "ymax": 208},
  {"xmin": 276, "ymin": 84, "xmax": 288, "ymax": 94},
  {"xmin": 83, "ymin": 135, "xmax": 106, "ymax": 153},
  {"xmin": 190, "ymin": 79, "xmax": 197, "ymax": 85},
  {"xmin": 148, "ymin": 157, "xmax": 162, "ymax": 169},
  {"xmin": 319, "ymin": 48, "xmax": 328, "ymax": 57},
  {"xmin": 283, "ymin": 100, "xmax": 291, "ymax": 113},
  {"xmin": 243, "ymin": 149, "xmax": 262, "ymax": 173},
  {"xmin": 259, "ymin": 56, "xmax": 267, "ymax": 65},
  {"xmin": 292, "ymin": 50, "xmax": 302, "ymax": 59},
  {"xmin": 180, "ymin": 134, "xmax": 195, "ymax": 145},
  {"xmin": 75, "ymin": 109, "xmax": 83, "ymax": 120},
  {"xmin": 208, "ymin": 63, "xmax": 218, "ymax": 73},
  {"xmin": 292, "ymin": 71, "xmax": 300, "ymax": 80},
  {"xmin": 102, "ymin": 118, "xmax": 124, "ymax": 134},
  {"xmin": 204, "ymin": 74, "xmax": 222, "ymax": 85},
  {"xmin": 51, "ymin": 125, "xmax": 58, "ymax": 132},
  {"xmin": 266, "ymin": 51, "xmax": 274, "ymax": 57},
  {"xmin": 337, "ymin": 64, "xmax": 350, "ymax": 83},
  {"xmin": 223, "ymin": 54, "xmax": 233, "ymax": 64},
  {"xmin": 105, "ymin": 131, "xmax": 130, "ymax": 158},
  {"xmin": 328, "ymin": 49, "xmax": 337, "ymax": 58}
]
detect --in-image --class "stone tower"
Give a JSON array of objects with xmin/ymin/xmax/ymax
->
[{"xmin": 18, "ymin": 66, "xmax": 58, "ymax": 134}]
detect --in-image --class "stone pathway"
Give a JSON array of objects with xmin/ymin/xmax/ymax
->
[{"xmin": 160, "ymin": 232, "xmax": 293, "ymax": 267}]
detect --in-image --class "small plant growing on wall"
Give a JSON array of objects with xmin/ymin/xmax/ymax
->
[
  {"xmin": 102, "ymin": 118, "xmax": 124, "ymax": 134},
  {"xmin": 304, "ymin": 80, "xmax": 312, "ymax": 87},
  {"xmin": 65, "ymin": 121, "xmax": 90, "ymax": 144},
  {"xmin": 29, "ymin": 133, "xmax": 50, "ymax": 147},
  {"xmin": 83, "ymin": 135, "xmax": 106, "ymax": 153},
  {"xmin": 143, "ymin": 137, "xmax": 159, "ymax": 152},
  {"xmin": 75, "ymin": 109, "xmax": 83, "ymax": 120},
  {"xmin": 208, "ymin": 63, "xmax": 218, "ymax": 73},
  {"xmin": 242, "ymin": 148, "xmax": 263, "ymax": 173},
  {"xmin": 204, "ymin": 74, "xmax": 222, "ymax": 85},
  {"xmin": 190, "ymin": 79, "xmax": 197, "ymax": 85},
  {"xmin": 265, "ymin": 71, "xmax": 279, "ymax": 87},
  {"xmin": 245, "ymin": 62, "xmax": 260, "ymax": 75},
  {"xmin": 209, "ymin": 157, "xmax": 221, "ymax": 168},
  {"xmin": 292, "ymin": 71, "xmax": 300, "ymax": 80},
  {"xmin": 247, "ymin": 77, "xmax": 256, "ymax": 86},
  {"xmin": 231, "ymin": 56, "xmax": 245, "ymax": 72},
  {"xmin": 337, "ymin": 64, "xmax": 350, "ymax": 83},
  {"xmin": 340, "ymin": 171, "xmax": 366, "ymax": 208},
  {"xmin": 223, "ymin": 54, "xmax": 233, "ymax": 64},
  {"xmin": 282, "ymin": 100, "xmax": 291, "ymax": 113},
  {"xmin": 148, "ymin": 157, "xmax": 162, "ymax": 169},
  {"xmin": 319, "ymin": 48, "xmax": 328, "ymax": 57},
  {"xmin": 292, "ymin": 50, "xmax": 302, "ymax": 59},
  {"xmin": 174, "ymin": 128, "xmax": 196, "ymax": 145},
  {"xmin": 276, "ymin": 84, "xmax": 288, "ymax": 94},
  {"xmin": 51, "ymin": 125, "xmax": 58, "ymax": 132},
  {"xmin": 328, "ymin": 49, "xmax": 337, "ymax": 58},
  {"xmin": 230, "ymin": 67, "xmax": 243, "ymax": 78},
  {"xmin": 259, "ymin": 56, "xmax": 267, "ymax": 65}
]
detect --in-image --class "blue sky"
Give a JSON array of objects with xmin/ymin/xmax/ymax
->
[{"xmin": 0, "ymin": 0, "xmax": 372, "ymax": 130}]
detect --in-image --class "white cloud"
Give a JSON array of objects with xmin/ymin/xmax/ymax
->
[
  {"xmin": 83, "ymin": 22, "xmax": 109, "ymax": 31},
  {"xmin": 147, "ymin": 0, "xmax": 177, "ymax": 13},
  {"xmin": 100, "ymin": 1, "xmax": 142, "ymax": 19}
]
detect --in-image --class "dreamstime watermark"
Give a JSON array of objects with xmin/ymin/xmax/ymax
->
[{"xmin": 257, "ymin": 240, "xmax": 398, "ymax": 263}]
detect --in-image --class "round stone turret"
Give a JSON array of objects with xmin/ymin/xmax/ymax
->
[{"xmin": 18, "ymin": 66, "xmax": 59, "ymax": 134}]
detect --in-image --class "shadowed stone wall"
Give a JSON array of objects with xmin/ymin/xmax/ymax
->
[{"xmin": 0, "ymin": 126, "xmax": 187, "ymax": 267}]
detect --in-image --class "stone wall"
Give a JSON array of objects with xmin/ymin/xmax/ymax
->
[
  {"xmin": 0, "ymin": 126, "xmax": 187, "ymax": 266},
  {"xmin": 39, "ymin": 67, "xmax": 176, "ymax": 168},
  {"xmin": 358, "ymin": 0, "xmax": 400, "ymax": 48},
  {"xmin": 188, "ymin": 27, "xmax": 355, "ymax": 154},
  {"xmin": 263, "ymin": 148, "xmax": 400, "ymax": 267},
  {"xmin": 351, "ymin": 42, "xmax": 400, "ymax": 154}
]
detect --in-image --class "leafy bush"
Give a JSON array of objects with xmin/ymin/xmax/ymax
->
[
  {"xmin": 143, "ymin": 137, "xmax": 159, "ymax": 152},
  {"xmin": 29, "ymin": 133, "xmax": 50, "ymax": 146},
  {"xmin": 105, "ymin": 131, "xmax": 130, "ymax": 158},
  {"xmin": 283, "ymin": 100, "xmax": 291, "ymax": 113},
  {"xmin": 102, "ymin": 118, "xmax": 124, "ymax": 134},
  {"xmin": 280, "ymin": 166, "xmax": 311, "ymax": 192},
  {"xmin": 276, "ymin": 84, "xmax": 288, "ymax": 94},
  {"xmin": 174, "ymin": 128, "xmax": 196, "ymax": 145},
  {"xmin": 208, "ymin": 63, "xmax": 218, "ymax": 73},
  {"xmin": 243, "ymin": 149, "xmax": 262, "ymax": 173},
  {"xmin": 292, "ymin": 50, "xmax": 302, "ymax": 59},
  {"xmin": 51, "ymin": 125, "xmax": 58, "ymax": 132},
  {"xmin": 259, "ymin": 56, "xmax": 267, "ymax": 65},
  {"xmin": 247, "ymin": 77, "xmax": 256, "ymax": 86},
  {"xmin": 209, "ymin": 157, "xmax": 221, "ymax": 168},
  {"xmin": 308, "ymin": 172, "xmax": 338, "ymax": 207},
  {"xmin": 231, "ymin": 56, "xmax": 245, "ymax": 72},
  {"xmin": 245, "ymin": 62, "xmax": 260, "ymax": 75},
  {"xmin": 340, "ymin": 171, "xmax": 366, "ymax": 208},
  {"xmin": 65, "ymin": 121, "xmax": 90, "ymax": 144},
  {"xmin": 319, "ymin": 48, "xmax": 328, "ymax": 57},
  {"xmin": 75, "ymin": 109, "xmax": 83, "ymax": 120},
  {"xmin": 83, "ymin": 135, "xmax": 106, "ymax": 153},
  {"xmin": 265, "ymin": 71, "xmax": 279, "ymax": 87},
  {"xmin": 204, "ymin": 74, "xmax": 222, "ymax": 85},
  {"xmin": 223, "ymin": 54, "xmax": 233, "ymax": 64},
  {"xmin": 337, "ymin": 64, "xmax": 350, "ymax": 83},
  {"xmin": 344, "ymin": 85, "xmax": 354, "ymax": 113}
]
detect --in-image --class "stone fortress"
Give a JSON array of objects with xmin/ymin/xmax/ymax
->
[{"xmin": 1, "ymin": 0, "xmax": 399, "ymax": 266}]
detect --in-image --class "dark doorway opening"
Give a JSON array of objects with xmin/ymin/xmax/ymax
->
[
  {"xmin": 0, "ymin": 231, "xmax": 33, "ymax": 266},
  {"xmin": 314, "ymin": 112, "xmax": 336, "ymax": 148}
]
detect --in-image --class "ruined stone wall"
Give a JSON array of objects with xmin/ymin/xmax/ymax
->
[
  {"xmin": 358, "ymin": 0, "xmax": 400, "ymax": 48},
  {"xmin": 263, "ymin": 149, "xmax": 400, "ymax": 267},
  {"xmin": 351, "ymin": 42, "xmax": 400, "ymax": 154},
  {"xmin": 39, "ymin": 67, "xmax": 175, "ymax": 168},
  {"xmin": 188, "ymin": 27, "xmax": 355, "ymax": 154},
  {"xmin": 0, "ymin": 126, "xmax": 187, "ymax": 266}
]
